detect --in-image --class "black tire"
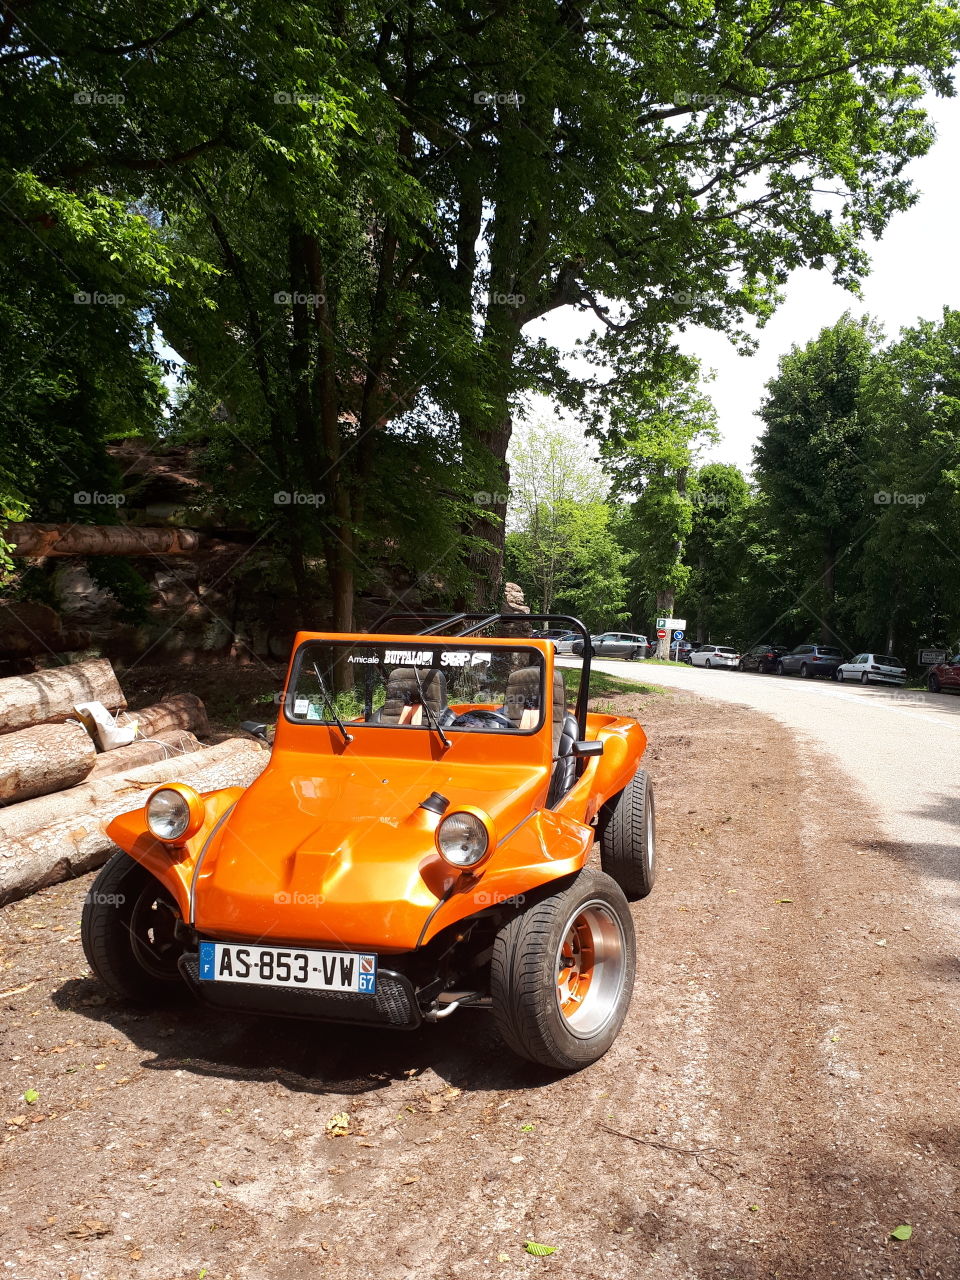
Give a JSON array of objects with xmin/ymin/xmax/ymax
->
[
  {"xmin": 929, "ymin": 673, "xmax": 941, "ymax": 693},
  {"xmin": 860, "ymin": 671, "xmax": 869, "ymax": 685},
  {"xmin": 776, "ymin": 661, "xmax": 786, "ymax": 676},
  {"xmin": 81, "ymin": 852, "xmax": 187, "ymax": 1003},
  {"xmin": 597, "ymin": 770, "xmax": 656, "ymax": 900},
  {"xmin": 490, "ymin": 867, "xmax": 636, "ymax": 1071},
  {"xmin": 704, "ymin": 658, "xmax": 712, "ymax": 668},
  {"xmin": 837, "ymin": 669, "xmax": 845, "ymax": 682},
  {"xmin": 737, "ymin": 659, "xmax": 746, "ymax": 671},
  {"xmin": 800, "ymin": 663, "xmax": 810, "ymax": 679},
  {"xmin": 628, "ymin": 648, "xmax": 639, "ymax": 661}
]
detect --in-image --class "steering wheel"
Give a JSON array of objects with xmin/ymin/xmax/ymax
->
[{"xmin": 449, "ymin": 709, "xmax": 515, "ymax": 730}]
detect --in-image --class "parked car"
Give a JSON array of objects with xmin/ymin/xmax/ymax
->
[
  {"xmin": 82, "ymin": 613, "xmax": 657, "ymax": 1071},
  {"xmin": 836, "ymin": 653, "xmax": 907, "ymax": 685},
  {"xmin": 776, "ymin": 644, "xmax": 844, "ymax": 679},
  {"xmin": 690, "ymin": 644, "xmax": 740, "ymax": 668},
  {"xmin": 926, "ymin": 654, "xmax": 960, "ymax": 694},
  {"xmin": 738, "ymin": 643, "xmax": 789, "ymax": 674},
  {"xmin": 670, "ymin": 640, "xmax": 695, "ymax": 662},
  {"xmin": 572, "ymin": 631, "xmax": 650, "ymax": 660}
]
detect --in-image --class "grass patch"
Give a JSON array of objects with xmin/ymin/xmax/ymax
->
[{"xmin": 561, "ymin": 667, "xmax": 657, "ymax": 699}]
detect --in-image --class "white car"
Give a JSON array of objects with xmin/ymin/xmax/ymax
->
[
  {"xmin": 690, "ymin": 644, "xmax": 740, "ymax": 669},
  {"xmin": 836, "ymin": 653, "xmax": 907, "ymax": 685}
]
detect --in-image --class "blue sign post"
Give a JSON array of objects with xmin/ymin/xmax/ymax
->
[{"xmin": 671, "ymin": 629, "xmax": 684, "ymax": 659}]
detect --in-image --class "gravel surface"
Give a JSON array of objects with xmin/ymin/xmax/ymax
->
[{"xmin": 1, "ymin": 688, "xmax": 958, "ymax": 1279}]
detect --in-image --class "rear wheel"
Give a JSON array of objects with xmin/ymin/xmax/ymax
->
[
  {"xmin": 737, "ymin": 659, "xmax": 746, "ymax": 671},
  {"xmin": 597, "ymin": 770, "xmax": 656, "ymax": 900},
  {"xmin": 81, "ymin": 852, "xmax": 187, "ymax": 1002},
  {"xmin": 491, "ymin": 867, "xmax": 636, "ymax": 1071}
]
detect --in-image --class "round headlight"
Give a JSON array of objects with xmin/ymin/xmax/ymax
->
[
  {"xmin": 436, "ymin": 809, "xmax": 493, "ymax": 868},
  {"xmin": 146, "ymin": 786, "xmax": 200, "ymax": 843}
]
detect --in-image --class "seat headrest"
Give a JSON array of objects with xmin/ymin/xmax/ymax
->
[
  {"xmin": 379, "ymin": 667, "xmax": 447, "ymax": 725},
  {"xmin": 503, "ymin": 665, "xmax": 542, "ymax": 726}
]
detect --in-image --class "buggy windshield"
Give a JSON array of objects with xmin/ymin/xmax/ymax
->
[{"xmin": 286, "ymin": 640, "xmax": 548, "ymax": 734}]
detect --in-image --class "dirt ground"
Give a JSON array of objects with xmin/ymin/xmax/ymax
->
[{"xmin": 1, "ymin": 688, "xmax": 959, "ymax": 1280}]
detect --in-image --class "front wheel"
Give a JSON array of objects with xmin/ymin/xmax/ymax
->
[
  {"xmin": 800, "ymin": 663, "xmax": 810, "ymax": 679},
  {"xmin": 837, "ymin": 669, "xmax": 845, "ymax": 682},
  {"xmin": 776, "ymin": 661, "xmax": 786, "ymax": 676},
  {"xmin": 704, "ymin": 658, "xmax": 712, "ymax": 668},
  {"xmin": 929, "ymin": 674, "xmax": 942, "ymax": 693},
  {"xmin": 81, "ymin": 852, "xmax": 187, "ymax": 1002},
  {"xmin": 861, "ymin": 672, "xmax": 869, "ymax": 685},
  {"xmin": 491, "ymin": 867, "xmax": 636, "ymax": 1071},
  {"xmin": 737, "ymin": 659, "xmax": 745, "ymax": 671}
]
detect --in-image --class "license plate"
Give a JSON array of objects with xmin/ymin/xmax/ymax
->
[{"xmin": 198, "ymin": 941, "xmax": 377, "ymax": 994}]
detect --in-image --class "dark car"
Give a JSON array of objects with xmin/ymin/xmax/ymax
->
[
  {"xmin": 776, "ymin": 644, "xmax": 845, "ymax": 679},
  {"xmin": 572, "ymin": 631, "xmax": 650, "ymax": 659},
  {"xmin": 738, "ymin": 643, "xmax": 789, "ymax": 674},
  {"xmin": 927, "ymin": 654, "xmax": 960, "ymax": 694}
]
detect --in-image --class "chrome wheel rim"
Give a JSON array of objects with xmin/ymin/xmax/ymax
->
[{"xmin": 555, "ymin": 900, "xmax": 627, "ymax": 1039}]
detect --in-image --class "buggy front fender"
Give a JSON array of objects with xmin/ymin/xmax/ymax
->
[
  {"xmin": 104, "ymin": 788, "xmax": 246, "ymax": 923},
  {"xmin": 417, "ymin": 807, "xmax": 594, "ymax": 946}
]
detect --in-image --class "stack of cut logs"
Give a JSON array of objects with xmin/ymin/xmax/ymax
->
[{"xmin": 0, "ymin": 657, "xmax": 267, "ymax": 904}]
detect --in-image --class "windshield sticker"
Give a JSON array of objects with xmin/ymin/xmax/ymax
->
[
  {"xmin": 384, "ymin": 649, "xmax": 435, "ymax": 665},
  {"xmin": 347, "ymin": 654, "xmax": 380, "ymax": 664},
  {"xmin": 440, "ymin": 650, "xmax": 492, "ymax": 667},
  {"xmin": 293, "ymin": 698, "xmax": 309, "ymax": 716}
]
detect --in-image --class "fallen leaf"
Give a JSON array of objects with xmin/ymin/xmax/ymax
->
[
  {"xmin": 748, "ymin": 1204, "xmax": 760, "ymax": 1212},
  {"xmin": 402, "ymin": 1176, "xmax": 419, "ymax": 1184},
  {"xmin": 93, "ymin": 1063, "xmax": 107, "ymax": 1070},
  {"xmin": 875, "ymin": 939, "xmax": 887, "ymax": 948},
  {"xmin": 890, "ymin": 1224, "xmax": 913, "ymax": 1241},
  {"xmin": 776, "ymin": 898, "xmax": 793, "ymax": 904},
  {"xmin": 326, "ymin": 1113, "xmax": 350, "ymax": 1137},
  {"xmin": 6, "ymin": 1116, "xmax": 26, "ymax": 1128},
  {"xmin": 128, "ymin": 1247, "xmax": 143, "ymax": 1261},
  {"xmin": 22, "ymin": 1089, "xmax": 38, "ymax": 1105},
  {"xmin": 497, "ymin": 1252, "xmax": 511, "ymax": 1263},
  {"xmin": 212, "ymin": 1180, "xmax": 222, "ymax": 1188},
  {"xmin": 525, "ymin": 1241, "xmax": 557, "ymax": 1256},
  {"xmin": 520, "ymin": 1123, "xmax": 535, "ymax": 1132}
]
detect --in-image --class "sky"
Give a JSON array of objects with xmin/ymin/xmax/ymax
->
[{"xmin": 533, "ymin": 90, "xmax": 960, "ymax": 477}]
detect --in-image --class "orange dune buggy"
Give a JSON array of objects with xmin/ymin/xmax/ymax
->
[{"xmin": 82, "ymin": 615, "xmax": 657, "ymax": 1069}]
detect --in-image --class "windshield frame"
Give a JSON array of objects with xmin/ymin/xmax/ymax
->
[{"xmin": 282, "ymin": 636, "xmax": 549, "ymax": 736}]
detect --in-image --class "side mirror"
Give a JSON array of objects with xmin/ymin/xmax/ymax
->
[
  {"xmin": 572, "ymin": 740, "xmax": 603, "ymax": 758},
  {"xmin": 241, "ymin": 720, "xmax": 269, "ymax": 741}
]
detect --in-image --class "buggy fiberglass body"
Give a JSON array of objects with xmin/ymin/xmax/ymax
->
[{"xmin": 84, "ymin": 614, "xmax": 657, "ymax": 1069}]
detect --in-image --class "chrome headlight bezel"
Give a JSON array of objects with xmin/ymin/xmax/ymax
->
[
  {"xmin": 146, "ymin": 785, "xmax": 203, "ymax": 844},
  {"xmin": 435, "ymin": 808, "xmax": 495, "ymax": 869}
]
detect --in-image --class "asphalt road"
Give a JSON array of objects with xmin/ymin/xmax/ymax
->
[{"xmin": 583, "ymin": 658, "xmax": 960, "ymax": 918}]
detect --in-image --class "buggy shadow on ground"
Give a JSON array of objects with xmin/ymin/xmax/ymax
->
[{"xmin": 49, "ymin": 978, "xmax": 558, "ymax": 1097}]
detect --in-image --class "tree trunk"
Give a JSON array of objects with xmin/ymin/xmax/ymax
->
[
  {"xmin": 0, "ymin": 658, "xmax": 126, "ymax": 735},
  {"xmin": 655, "ymin": 588, "xmax": 675, "ymax": 660},
  {"xmin": 464, "ymin": 411, "xmax": 513, "ymax": 609},
  {"xmin": 820, "ymin": 545, "xmax": 836, "ymax": 643},
  {"xmin": 0, "ymin": 737, "xmax": 268, "ymax": 904},
  {"xmin": 4, "ymin": 522, "xmax": 211, "ymax": 557},
  {"xmin": 0, "ymin": 721, "xmax": 97, "ymax": 804},
  {"xmin": 87, "ymin": 730, "xmax": 202, "ymax": 779},
  {"xmin": 116, "ymin": 694, "xmax": 210, "ymax": 740}
]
